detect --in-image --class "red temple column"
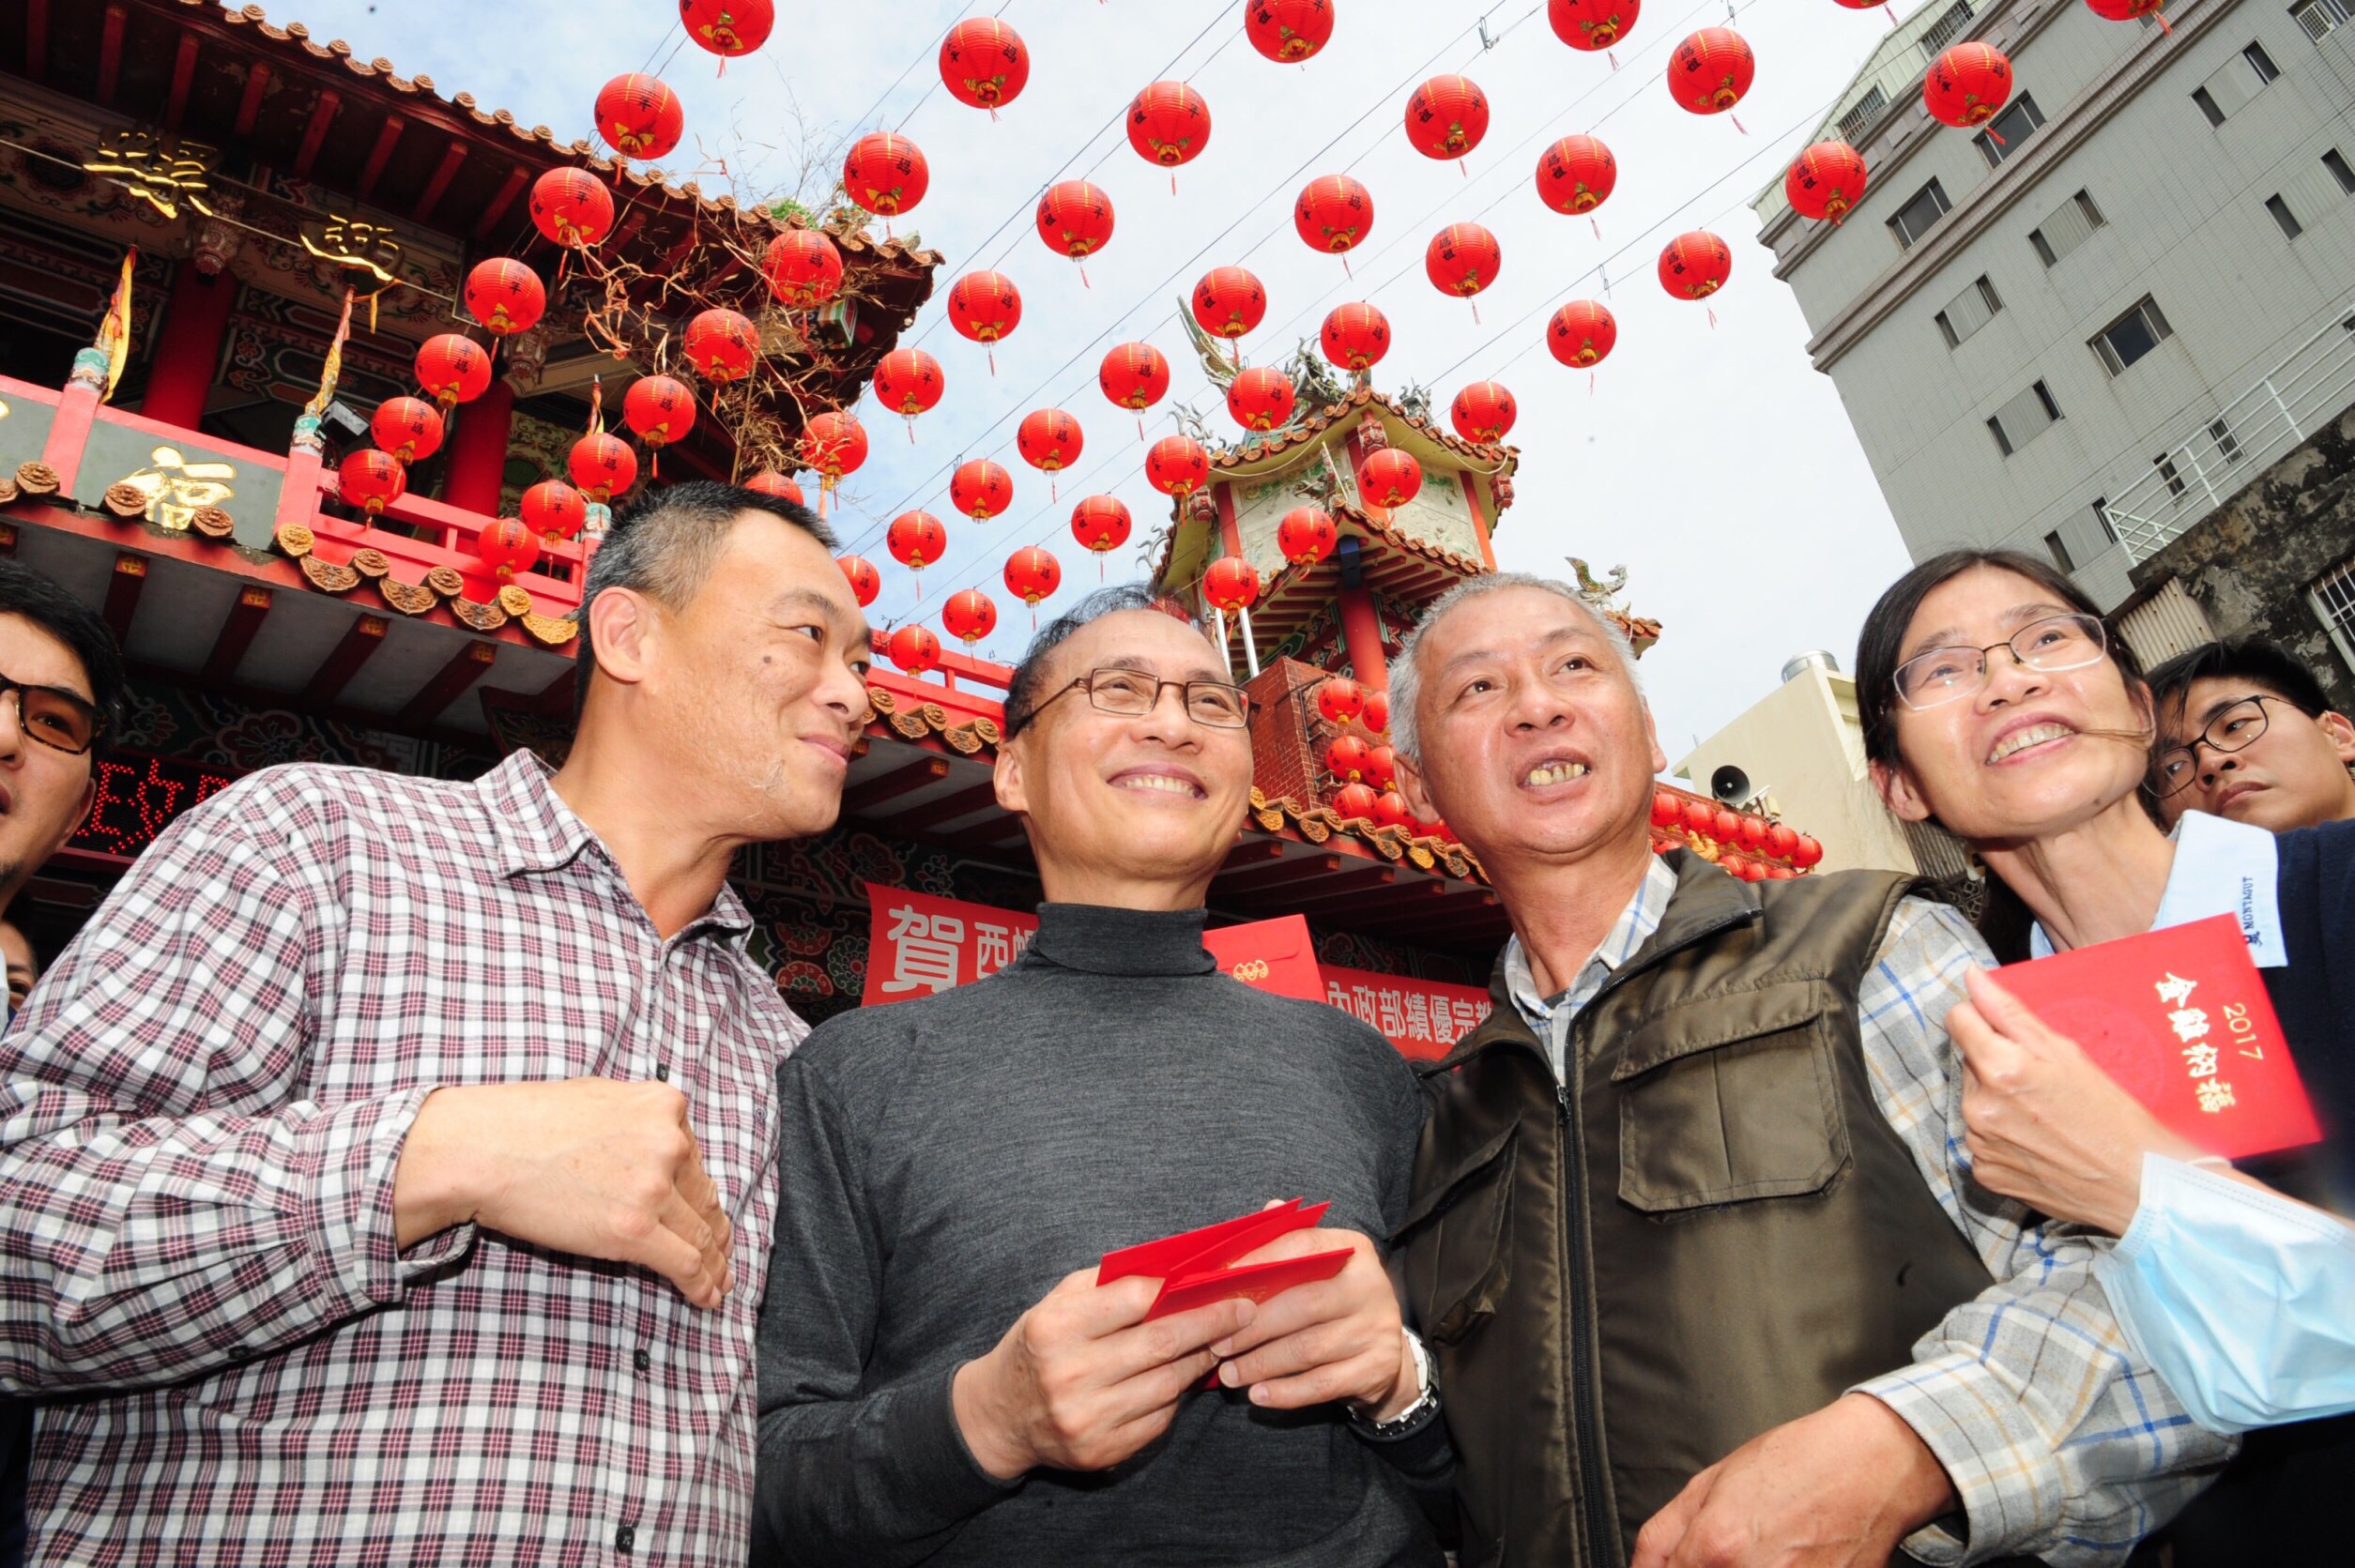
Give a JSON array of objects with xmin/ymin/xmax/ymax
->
[
  {"xmin": 442, "ymin": 378, "xmax": 514, "ymax": 515},
  {"xmin": 140, "ymin": 263, "xmax": 236, "ymax": 430},
  {"xmin": 1338, "ymin": 585, "xmax": 1388, "ymax": 691}
]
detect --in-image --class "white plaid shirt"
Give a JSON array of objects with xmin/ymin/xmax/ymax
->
[
  {"xmin": 1504, "ymin": 855, "xmax": 2234, "ymax": 1566},
  {"xmin": 0, "ymin": 750, "xmax": 804, "ymax": 1564}
]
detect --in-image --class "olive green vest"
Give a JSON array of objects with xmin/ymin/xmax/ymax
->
[{"xmin": 1398, "ymin": 853, "xmax": 2000, "ymax": 1568}]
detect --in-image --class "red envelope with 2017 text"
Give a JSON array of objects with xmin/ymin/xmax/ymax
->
[{"xmin": 1996, "ymin": 915, "xmax": 2322, "ymax": 1162}]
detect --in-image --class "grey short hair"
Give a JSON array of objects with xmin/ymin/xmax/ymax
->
[
  {"xmin": 1389, "ymin": 572, "xmax": 1641, "ymax": 765},
  {"xmin": 1002, "ymin": 585, "xmax": 1203, "ymax": 738}
]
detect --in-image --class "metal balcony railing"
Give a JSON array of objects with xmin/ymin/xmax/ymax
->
[{"xmin": 2102, "ymin": 305, "xmax": 2355, "ymax": 562}]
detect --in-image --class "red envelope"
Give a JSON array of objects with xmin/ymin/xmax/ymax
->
[
  {"xmin": 1996, "ymin": 915, "xmax": 2323, "ymax": 1162},
  {"xmin": 1203, "ymin": 916, "xmax": 1326, "ymax": 1002},
  {"xmin": 1147, "ymin": 1247, "xmax": 1355, "ymax": 1321},
  {"xmin": 1097, "ymin": 1199, "xmax": 1329, "ymax": 1284}
]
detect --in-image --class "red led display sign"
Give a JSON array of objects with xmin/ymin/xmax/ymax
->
[{"xmin": 67, "ymin": 753, "xmax": 240, "ymax": 865}]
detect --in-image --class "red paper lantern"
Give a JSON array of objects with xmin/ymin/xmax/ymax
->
[
  {"xmin": 1791, "ymin": 834, "xmax": 1825, "ymax": 869},
  {"xmin": 1146, "ymin": 435, "xmax": 1210, "ymax": 499},
  {"xmin": 1766, "ymin": 822, "xmax": 1798, "ymax": 860},
  {"xmin": 940, "ymin": 18, "xmax": 1030, "ymax": 110},
  {"xmin": 594, "ymin": 73, "xmax": 683, "ymax": 162},
  {"xmin": 1371, "ymin": 789, "xmax": 1415, "ymax": 830},
  {"xmin": 1294, "ymin": 174, "xmax": 1374, "ymax": 257},
  {"xmin": 1450, "ymin": 381, "xmax": 1517, "ymax": 443},
  {"xmin": 463, "ymin": 258, "xmax": 543, "ymax": 337},
  {"xmin": 947, "ymin": 270, "xmax": 1023, "ymax": 365},
  {"xmin": 1681, "ymin": 797, "xmax": 1715, "ymax": 835},
  {"xmin": 838, "ymin": 554, "xmax": 880, "ymax": 606},
  {"xmin": 1710, "ymin": 806, "xmax": 1741, "ymax": 844},
  {"xmin": 1332, "ymin": 781, "xmax": 1380, "ymax": 820},
  {"xmin": 1202, "ymin": 556, "xmax": 1260, "ymax": 613},
  {"xmin": 1246, "ymin": 0, "xmax": 1335, "ymax": 62},
  {"xmin": 1036, "ymin": 180, "xmax": 1115, "ymax": 275},
  {"xmin": 1364, "ymin": 691, "xmax": 1391, "ymax": 733},
  {"xmin": 1326, "ymin": 733, "xmax": 1372, "ymax": 782},
  {"xmin": 1071, "ymin": 495, "xmax": 1133, "ymax": 562},
  {"xmin": 1737, "ymin": 814, "xmax": 1769, "ymax": 851},
  {"xmin": 943, "ymin": 586, "xmax": 999, "ymax": 646},
  {"xmin": 1785, "ymin": 141, "xmax": 1870, "ymax": 222},
  {"xmin": 799, "ymin": 411, "xmax": 869, "ymax": 510},
  {"xmin": 1191, "ymin": 266, "xmax": 1266, "ymax": 343},
  {"xmin": 764, "ymin": 230, "xmax": 843, "ymax": 308},
  {"xmin": 1550, "ymin": 0, "xmax": 1640, "ymax": 51},
  {"xmin": 1004, "ymin": 545, "xmax": 1063, "ymax": 609},
  {"xmin": 744, "ymin": 471, "xmax": 805, "ymax": 505},
  {"xmin": 1651, "ymin": 789, "xmax": 1683, "ymax": 829},
  {"xmin": 1405, "ymin": 74, "xmax": 1489, "ymax": 161},
  {"xmin": 371, "ymin": 396, "xmax": 443, "ymax": 463},
  {"xmin": 842, "ymin": 131, "xmax": 929, "ymax": 217},
  {"xmin": 1358, "ymin": 448, "xmax": 1422, "ymax": 510},
  {"xmin": 570, "ymin": 432, "xmax": 637, "ymax": 503},
  {"xmin": 1017, "ymin": 408, "xmax": 1082, "ymax": 499},
  {"xmin": 1547, "ymin": 299, "xmax": 1617, "ymax": 367},
  {"xmin": 337, "ymin": 448, "xmax": 405, "ymax": 516},
  {"xmin": 1228, "ymin": 365, "xmax": 1296, "ymax": 433},
  {"xmin": 520, "ymin": 480, "xmax": 586, "ymax": 543},
  {"xmin": 2085, "ymin": 0, "xmax": 2168, "ymax": 25},
  {"xmin": 528, "ymin": 167, "xmax": 616, "ymax": 249},
  {"xmin": 1426, "ymin": 222, "xmax": 1502, "ymax": 302},
  {"xmin": 1668, "ymin": 28, "xmax": 1755, "ymax": 117},
  {"xmin": 1537, "ymin": 134, "xmax": 1616, "ymax": 215},
  {"xmin": 1658, "ymin": 232, "xmax": 1732, "ymax": 300},
  {"xmin": 416, "ymin": 334, "xmax": 492, "ymax": 408},
  {"xmin": 623, "ymin": 375, "xmax": 696, "ymax": 450},
  {"xmin": 1278, "ymin": 505, "xmax": 1338, "ymax": 566},
  {"xmin": 951, "ymin": 458, "xmax": 1014, "ymax": 522},
  {"xmin": 1128, "ymin": 81, "xmax": 1213, "ymax": 174},
  {"xmin": 871, "ymin": 347, "xmax": 945, "ymax": 428},
  {"xmin": 1099, "ymin": 342, "xmax": 1170, "ymax": 415},
  {"xmin": 1320, "ymin": 302, "xmax": 1391, "ymax": 372},
  {"xmin": 887, "ymin": 510, "xmax": 948, "ymax": 572},
  {"xmin": 681, "ymin": 0, "xmax": 772, "ymax": 58},
  {"xmin": 476, "ymin": 515, "xmax": 540, "ymax": 580},
  {"xmin": 683, "ymin": 308, "xmax": 759, "ymax": 382},
  {"xmin": 888, "ymin": 624, "xmax": 941, "ymax": 676},
  {"xmin": 1925, "ymin": 43, "xmax": 2012, "ymax": 129},
  {"xmin": 1317, "ymin": 676, "xmax": 1365, "ymax": 725}
]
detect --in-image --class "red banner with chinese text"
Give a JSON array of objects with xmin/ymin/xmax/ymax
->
[{"xmin": 1319, "ymin": 964, "xmax": 1494, "ymax": 1061}]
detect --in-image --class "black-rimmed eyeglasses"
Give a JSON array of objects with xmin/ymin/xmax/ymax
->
[
  {"xmin": 1006, "ymin": 668, "xmax": 1254, "ymax": 738},
  {"xmin": 2151, "ymin": 694, "xmax": 2283, "ymax": 798},
  {"xmin": 1892, "ymin": 614, "xmax": 2109, "ymax": 710},
  {"xmin": 0, "ymin": 670, "xmax": 101, "ymax": 755}
]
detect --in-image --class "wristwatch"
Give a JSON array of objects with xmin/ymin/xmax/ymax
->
[{"xmin": 1349, "ymin": 1328, "xmax": 1440, "ymax": 1439}]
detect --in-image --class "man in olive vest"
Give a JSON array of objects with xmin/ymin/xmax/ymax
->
[{"xmin": 1386, "ymin": 575, "xmax": 2232, "ymax": 1568}]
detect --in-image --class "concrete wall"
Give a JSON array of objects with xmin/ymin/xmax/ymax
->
[
  {"xmin": 1762, "ymin": 0, "xmax": 2355, "ymax": 608},
  {"xmin": 2133, "ymin": 403, "xmax": 2355, "ymax": 709},
  {"xmin": 1671, "ymin": 666, "xmax": 1921, "ymax": 876}
]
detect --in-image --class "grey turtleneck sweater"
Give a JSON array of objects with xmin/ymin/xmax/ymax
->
[{"xmin": 752, "ymin": 903, "xmax": 1445, "ymax": 1567}]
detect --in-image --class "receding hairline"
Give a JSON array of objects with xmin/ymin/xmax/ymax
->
[{"xmin": 1033, "ymin": 606, "xmax": 1226, "ymax": 691}]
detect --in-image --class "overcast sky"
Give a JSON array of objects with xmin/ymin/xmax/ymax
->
[{"xmin": 293, "ymin": 0, "xmax": 1931, "ymax": 752}]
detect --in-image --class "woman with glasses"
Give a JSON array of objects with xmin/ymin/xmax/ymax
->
[{"xmin": 1852, "ymin": 548, "xmax": 2354, "ymax": 1564}]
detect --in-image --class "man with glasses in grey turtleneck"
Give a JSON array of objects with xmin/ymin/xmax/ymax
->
[{"xmin": 753, "ymin": 586, "xmax": 1448, "ymax": 1567}]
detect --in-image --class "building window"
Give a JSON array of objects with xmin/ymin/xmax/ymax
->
[
  {"xmin": 2194, "ymin": 43, "xmax": 2284, "ymax": 124},
  {"xmin": 2268, "ymin": 194, "xmax": 2304, "ymax": 237},
  {"xmin": 1935, "ymin": 274, "xmax": 2003, "ymax": 348},
  {"xmin": 2155, "ymin": 454, "xmax": 2186, "ymax": 497},
  {"xmin": 1976, "ymin": 94, "xmax": 2045, "ymax": 165},
  {"xmin": 2295, "ymin": 0, "xmax": 2352, "ymax": 42},
  {"xmin": 1889, "ymin": 179, "xmax": 1952, "ymax": 249},
  {"xmin": 2091, "ymin": 498, "xmax": 2118, "ymax": 544},
  {"xmin": 2309, "ymin": 555, "xmax": 2355, "ymax": 673},
  {"xmin": 2210, "ymin": 418, "xmax": 2244, "ymax": 464},
  {"xmin": 2192, "ymin": 87, "xmax": 2227, "ymax": 128},
  {"xmin": 2326, "ymin": 148, "xmax": 2355, "ymax": 195},
  {"xmin": 2029, "ymin": 190, "xmax": 2105, "ymax": 266},
  {"xmin": 1919, "ymin": 0, "xmax": 1977, "ymax": 56},
  {"xmin": 1989, "ymin": 380, "xmax": 2062, "ymax": 457},
  {"xmin": 2091, "ymin": 297, "xmax": 2174, "ymax": 375},
  {"xmin": 2244, "ymin": 42, "xmax": 2281, "ymax": 81},
  {"xmin": 2044, "ymin": 531, "xmax": 2076, "ymax": 572},
  {"xmin": 1837, "ymin": 84, "xmax": 1889, "ymax": 145}
]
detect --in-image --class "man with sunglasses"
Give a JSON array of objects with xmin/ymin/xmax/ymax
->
[
  {"xmin": 0, "ymin": 562, "xmax": 123, "ymax": 1568},
  {"xmin": 754, "ymin": 586, "xmax": 1447, "ymax": 1567},
  {"xmin": 2149, "ymin": 637, "xmax": 2355, "ymax": 831}
]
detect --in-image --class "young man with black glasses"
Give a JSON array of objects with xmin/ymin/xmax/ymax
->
[
  {"xmin": 754, "ymin": 586, "xmax": 1449, "ymax": 1568},
  {"xmin": 2149, "ymin": 636, "xmax": 2355, "ymax": 831},
  {"xmin": 0, "ymin": 560, "xmax": 123, "ymax": 1568}
]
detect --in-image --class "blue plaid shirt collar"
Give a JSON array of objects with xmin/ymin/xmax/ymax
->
[{"xmin": 1503, "ymin": 853, "xmax": 1678, "ymax": 1078}]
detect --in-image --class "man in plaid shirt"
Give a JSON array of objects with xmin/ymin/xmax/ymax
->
[{"xmin": 0, "ymin": 481, "xmax": 870, "ymax": 1564}]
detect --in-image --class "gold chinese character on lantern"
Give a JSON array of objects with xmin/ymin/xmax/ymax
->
[
  {"xmin": 299, "ymin": 213, "xmax": 404, "ymax": 286},
  {"xmin": 83, "ymin": 132, "xmax": 219, "ymax": 220},
  {"xmin": 118, "ymin": 446, "xmax": 237, "ymax": 530}
]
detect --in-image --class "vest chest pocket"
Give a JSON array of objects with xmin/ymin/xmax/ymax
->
[
  {"xmin": 1610, "ymin": 981, "xmax": 1851, "ymax": 1214},
  {"xmin": 1394, "ymin": 1121, "xmax": 1518, "ymax": 1346}
]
